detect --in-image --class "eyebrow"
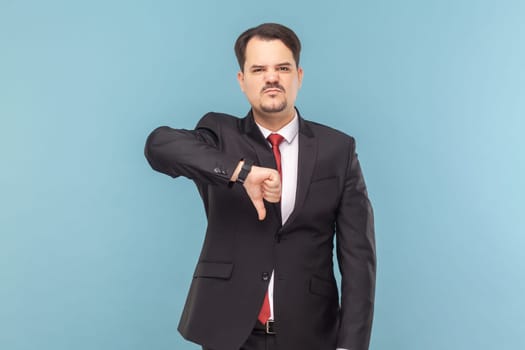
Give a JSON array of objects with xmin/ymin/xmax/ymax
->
[{"xmin": 248, "ymin": 62, "xmax": 294, "ymax": 69}]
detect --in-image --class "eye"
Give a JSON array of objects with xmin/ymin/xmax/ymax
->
[
  {"xmin": 278, "ymin": 66, "xmax": 291, "ymax": 72},
  {"xmin": 251, "ymin": 67, "xmax": 264, "ymax": 73}
]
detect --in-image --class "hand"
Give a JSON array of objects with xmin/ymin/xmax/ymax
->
[{"xmin": 242, "ymin": 165, "xmax": 281, "ymax": 221}]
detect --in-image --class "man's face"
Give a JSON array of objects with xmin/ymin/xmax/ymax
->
[{"xmin": 237, "ymin": 37, "xmax": 303, "ymax": 121}]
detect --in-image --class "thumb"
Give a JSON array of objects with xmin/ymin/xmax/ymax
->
[{"xmin": 252, "ymin": 197, "xmax": 267, "ymax": 221}]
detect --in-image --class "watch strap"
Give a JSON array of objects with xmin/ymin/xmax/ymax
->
[{"xmin": 236, "ymin": 159, "xmax": 253, "ymax": 184}]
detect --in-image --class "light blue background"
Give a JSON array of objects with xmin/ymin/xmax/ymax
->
[{"xmin": 1, "ymin": 0, "xmax": 524, "ymax": 349}]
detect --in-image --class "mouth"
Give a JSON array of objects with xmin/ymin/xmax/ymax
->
[
  {"xmin": 262, "ymin": 84, "xmax": 285, "ymax": 94},
  {"xmin": 263, "ymin": 88, "xmax": 283, "ymax": 94}
]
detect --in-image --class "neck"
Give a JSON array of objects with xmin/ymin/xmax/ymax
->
[{"xmin": 252, "ymin": 108, "xmax": 296, "ymax": 132}]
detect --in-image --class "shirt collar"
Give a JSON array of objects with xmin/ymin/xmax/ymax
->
[{"xmin": 255, "ymin": 111, "xmax": 299, "ymax": 145}]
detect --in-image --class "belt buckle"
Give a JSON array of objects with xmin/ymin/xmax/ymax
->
[{"xmin": 265, "ymin": 320, "xmax": 276, "ymax": 334}]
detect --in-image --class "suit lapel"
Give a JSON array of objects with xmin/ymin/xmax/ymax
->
[{"xmin": 282, "ymin": 117, "xmax": 317, "ymax": 230}]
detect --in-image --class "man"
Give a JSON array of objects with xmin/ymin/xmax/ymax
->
[{"xmin": 145, "ymin": 23, "xmax": 375, "ymax": 350}]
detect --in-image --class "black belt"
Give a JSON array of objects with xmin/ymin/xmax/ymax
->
[{"xmin": 254, "ymin": 320, "xmax": 276, "ymax": 335}]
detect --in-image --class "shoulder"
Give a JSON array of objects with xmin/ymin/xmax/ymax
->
[
  {"xmin": 302, "ymin": 118, "xmax": 362, "ymax": 177},
  {"xmin": 302, "ymin": 118, "xmax": 356, "ymax": 147},
  {"xmin": 197, "ymin": 111, "xmax": 240, "ymax": 128}
]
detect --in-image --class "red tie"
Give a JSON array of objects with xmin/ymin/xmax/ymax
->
[
  {"xmin": 257, "ymin": 133, "xmax": 285, "ymax": 325},
  {"xmin": 267, "ymin": 133, "xmax": 285, "ymax": 176}
]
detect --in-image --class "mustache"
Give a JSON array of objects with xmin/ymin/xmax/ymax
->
[{"xmin": 261, "ymin": 83, "xmax": 286, "ymax": 93}]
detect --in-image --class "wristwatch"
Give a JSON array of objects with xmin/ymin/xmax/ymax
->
[{"xmin": 236, "ymin": 159, "xmax": 253, "ymax": 184}]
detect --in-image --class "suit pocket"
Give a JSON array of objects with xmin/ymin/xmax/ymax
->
[
  {"xmin": 310, "ymin": 175, "xmax": 338, "ymax": 184},
  {"xmin": 309, "ymin": 276, "xmax": 338, "ymax": 299},
  {"xmin": 194, "ymin": 261, "xmax": 233, "ymax": 280}
]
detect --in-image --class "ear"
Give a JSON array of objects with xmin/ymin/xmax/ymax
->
[
  {"xmin": 237, "ymin": 71, "xmax": 245, "ymax": 92},
  {"xmin": 297, "ymin": 67, "xmax": 304, "ymax": 88}
]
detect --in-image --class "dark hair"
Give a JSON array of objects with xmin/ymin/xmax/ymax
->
[{"xmin": 234, "ymin": 23, "xmax": 301, "ymax": 71}]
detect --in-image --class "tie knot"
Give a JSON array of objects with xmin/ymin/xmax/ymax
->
[{"xmin": 267, "ymin": 133, "xmax": 284, "ymax": 148}]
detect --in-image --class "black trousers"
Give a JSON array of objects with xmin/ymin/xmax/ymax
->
[{"xmin": 202, "ymin": 326, "xmax": 276, "ymax": 350}]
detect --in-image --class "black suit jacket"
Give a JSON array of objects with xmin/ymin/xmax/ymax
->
[{"xmin": 145, "ymin": 110, "xmax": 376, "ymax": 350}]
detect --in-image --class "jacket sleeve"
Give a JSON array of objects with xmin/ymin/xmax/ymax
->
[
  {"xmin": 144, "ymin": 113, "xmax": 241, "ymax": 186},
  {"xmin": 335, "ymin": 137, "xmax": 376, "ymax": 350}
]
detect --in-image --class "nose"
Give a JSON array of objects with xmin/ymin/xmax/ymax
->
[{"xmin": 264, "ymin": 69, "xmax": 279, "ymax": 83}]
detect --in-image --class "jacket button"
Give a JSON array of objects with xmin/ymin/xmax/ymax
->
[
  {"xmin": 213, "ymin": 167, "xmax": 221, "ymax": 174},
  {"xmin": 262, "ymin": 272, "xmax": 270, "ymax": 281}
]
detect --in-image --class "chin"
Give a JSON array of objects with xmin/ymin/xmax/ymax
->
[
  {"xmin": 260, "ymin": 101, "xmax": 287, "ymax": 114},
  {"xmin": 261, "ymin": 106, "xmax": 287, "ymax": 114}
]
